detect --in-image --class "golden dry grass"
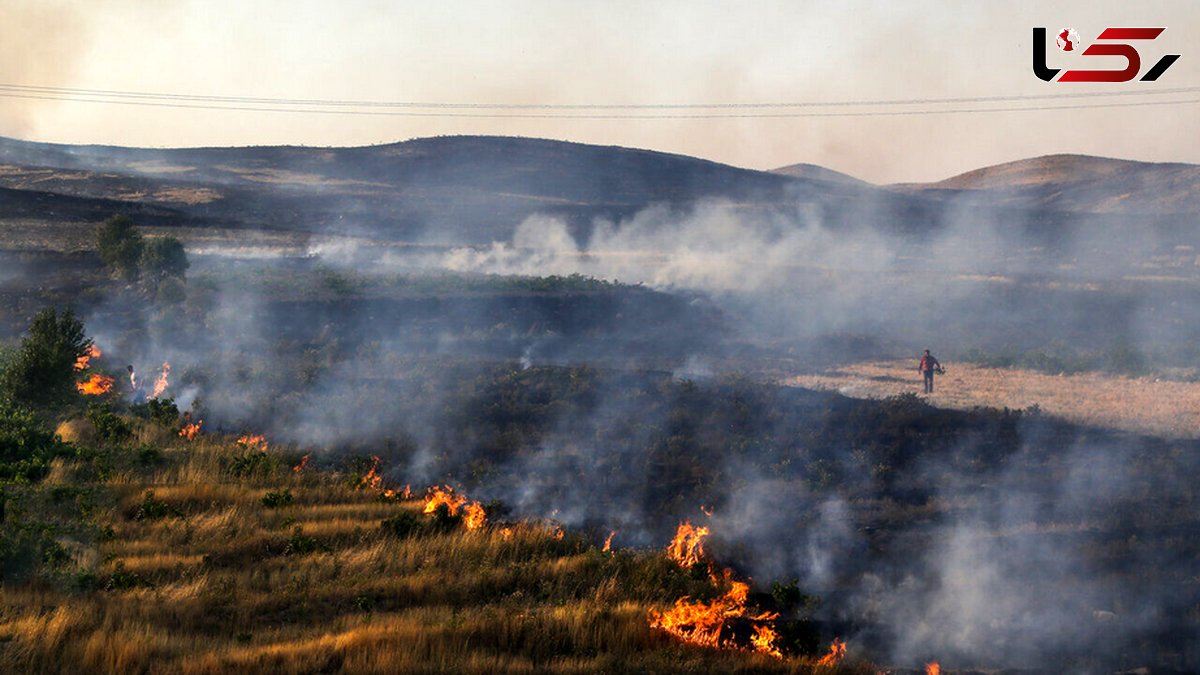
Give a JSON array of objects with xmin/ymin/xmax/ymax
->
[
  {"xmin": 0, "ymin": 433, "xmax": 869, "ymax": 674},
  {"xmin": 786, "ymin": 359, "xmax": 1200, "ymax": 438}
]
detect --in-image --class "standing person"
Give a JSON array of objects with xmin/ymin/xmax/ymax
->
[{"xmin": 918, "ymin": 349, "xmax": 941, "ymax": 394}]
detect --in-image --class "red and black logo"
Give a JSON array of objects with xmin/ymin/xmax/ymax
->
[{"xmin": 1033, "ymin": 27, "xmax": 1180, "ymax": 82}]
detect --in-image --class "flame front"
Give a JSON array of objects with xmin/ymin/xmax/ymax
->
[
  {"xmin": 648, "ymin": 579, "xmax": 760, "ymax": 651},
  {"xmin": 179, "ymin": 420, "xmax": 202, "ymax": 440},
  {"xmin": 666, "ymin": 520, "xmax": 709, "ymax": 568},
  {"xmin": 925, "ymin": 662, "xmax": 940, "ymax": 675},
  {"xmin": 814, "ymin": 638, "xmax": 846, "ymax": 666},
  {"xmin": 237, "ymin": 434, "xmax": 268, "ymax": 452},
  {"xmin": 75, "ymin": 344, "xmax": 101, "ymax": 371},
  {"xmin": 77, "ymin": 373, "xmax": 115, "ymax": 395},
  {"xmin": 462, "ymin": 501, "xmax": 487, "ymax": 530},
  {"xmin": 150, "ymin": 362, "xmax": 170, "ymax": 399}
]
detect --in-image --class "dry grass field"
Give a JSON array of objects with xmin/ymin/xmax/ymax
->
[{"xmin": 786, "ymin": 360, "xmax": 1200, "ymax": 439}]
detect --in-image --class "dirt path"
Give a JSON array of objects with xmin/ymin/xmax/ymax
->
[{"xmin": 785, "ymin": 360, "xmax": 1200, "ymax": 439}]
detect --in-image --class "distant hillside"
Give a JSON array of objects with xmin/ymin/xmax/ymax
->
[
  {"xmin": 770, "ymin": 162, "xmax": 869, "ymax": 187},
  {"xmin": 894, "ymin": 154, "xmax": 1200, "ymax": 215},
  {"xmin": 0, "ymin": 135, "xmax": 949, "ymax": 246}
]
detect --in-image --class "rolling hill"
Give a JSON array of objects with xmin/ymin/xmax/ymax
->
[{"xmin": 893, "ymin": 153, "xmax": 1200, "ymax": 215}]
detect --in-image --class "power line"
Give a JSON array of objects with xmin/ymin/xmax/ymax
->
[
  {"xmin": 0, "ymin": 82, "xmax": 1197, "ymax": 118},
  {"xmin": 2, "ymin": 82, "xmax": 1199, "ymax": 108}
]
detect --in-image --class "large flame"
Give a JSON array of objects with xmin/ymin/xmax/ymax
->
[
  {"xmin": 666, "ymin": 520, "xmax": 709, "ymax": 568},
  {"xmin": 179, "ymin": 420, "xmax": 202, "ymax": 441},
  {"xmin": 814, "ymin": 638, "xmax": 846, "ymax": 666},
  {"xmin": 423, "ymin": 485, "xmax": 468, "ymax": 515},
  {"xmin": 237, "ymin": 434, "xmax": 268, "ymax": 452},
  {"xmin": 649, "ymin": 573, "xmax": 778, "ymax": 658},
  {"xmin": 76, "ymin": 373, "xmax": 115, "ymax": 395},
  {"xmin": 925, "ymin": 662, "xmax": 940, "ymax": 675},
  {"xmin": 751, "ymin": 624, "xmax": 783, "ymax": 659},
  {"xmin": 150, "ymin": 362, "xmax": 170, "ymax": 399},
  {"xmin": 75, "ymin": 344, "xmax": 101, "ymax": 371},
  {"xmin": 462, "ymin": 501, "xmax": 487, "ymax": 530},
  {"xmin": 651, "ymin": 522, "xmax": 781, "ymax": 659}
]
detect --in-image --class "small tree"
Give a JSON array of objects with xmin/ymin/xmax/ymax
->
[
  {"xmin": 0, "ymin": 308, "xmax": 92, "ymax": 408},
  {"xmin": 96, "ymin": 215, "xmax": 144, "ymax": 281},
  {"xmin": 141, "ymin": 236, "xmax": 189, "ymax": 285}
]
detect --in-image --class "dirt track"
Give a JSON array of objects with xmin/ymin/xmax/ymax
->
[{"xmin": 786, "ymin": 359, "xmax": 1200, "ymax": 439}]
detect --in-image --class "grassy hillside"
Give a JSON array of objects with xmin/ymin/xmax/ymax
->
[{"xmin": 0, "ymin": 427, "xmax": 869, "ymax": 674}]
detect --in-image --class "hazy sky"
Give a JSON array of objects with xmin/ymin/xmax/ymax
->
[{"xmin": 1, "ymin": 0, "xmax": 1197, "ymax": 182}]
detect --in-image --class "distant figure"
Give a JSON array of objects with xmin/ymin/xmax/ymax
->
[{"xmin": 918, "ymin": 349, "xmax": 942, "ymax": 394}]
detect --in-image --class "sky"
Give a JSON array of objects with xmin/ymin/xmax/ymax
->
[{"xmin": 0, "ymin": 0, "xmax": 1197, "ymax": 183}]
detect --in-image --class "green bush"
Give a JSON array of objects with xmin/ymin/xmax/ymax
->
[
  {"xmin": 0, "ymin": 400, "xmax": 68, "ymax": 482},
  {"xmin": 129, "ymin": 397, "xmax": 181, "ymax": 427},
  {"xmin": 86, "ymin": 404, "xmax": 133, "ymax": 446}
]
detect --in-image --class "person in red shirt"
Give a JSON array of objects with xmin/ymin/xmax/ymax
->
[{"xmin": 918, "ymin": 349, "xmax": 942, "ymax": 394}]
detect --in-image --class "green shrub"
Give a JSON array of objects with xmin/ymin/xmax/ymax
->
[
  {"xmin": 0, "ymin": 308, "xmax": 91, "ymax": 408},
  {"xmin": 0, "ymin": 400, "xmax": 68, "ymax": 482},
  {"xmin": 130, "ymin": 398, "xmax": 180, "ymax": 427},
  {"xmin": 131, "ymin": 490, "xmax": 181, "ymax": 521},
  {"xmin": 85, "ymin": 404, "xmax": 133, "ymax": 446},
  {"xmin": 261, "ymin": 489, "xmax": 294, "ymax": 508}
]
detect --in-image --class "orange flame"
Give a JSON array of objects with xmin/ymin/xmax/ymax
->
[
  {"xmin": 76, "ymin": 373, "xmax": 115, "ymax": 395},
  {"xmin": 552, "ymin": 526, "xmax": 564, "ymax": 541},
  {"xmin": 237, "ymin": 434, "xmax": 268, "ymax": 452},
  {"xmin": 815, "ymin": 638, "xmax": 846, "ymax": 667},
  {"xmin": 666, "ymin": 520, "xmax": 709, "ymax": 568},
  {"xmin": 500, "ymin": 527, "xmax": 514, "ymax": 541},
  {"xmin": 602, "ymin": 530, "xmax": 616, "ymax": 552},
  {"xmin": 649, "ymin": 578, "xmax": 752, "ymax": 649},
  {"xmin": 150, "ymin": 361, "xmax": 170, "ymax": 399},
  {"xmin": 751, "ymin": 623, "xmax": 783, "ymax": 659},
  {"xmin": 293, "ymin": 453, "xmax": 310, "ymax": 473},
  {"xmin": 423, "ymin": 485, "xmax": 468, "ymax": 515},
  {"xmin": 75, "ymin": 344, "xmax": 101, "ymax": 371},
  {"xmin": 463, "ymin": 501, "xmax": 487, "ymax": 530},
  {"xmin": 179, "ymin": 420, "xmax": 203, "ymax": 440},
  {"xmin": 358, "ymin": 455, "xmax": 384, "ymax": 491},
  {"xmin": 925, "ymin": 662, "xmax": 940, "ymax": 675}
]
